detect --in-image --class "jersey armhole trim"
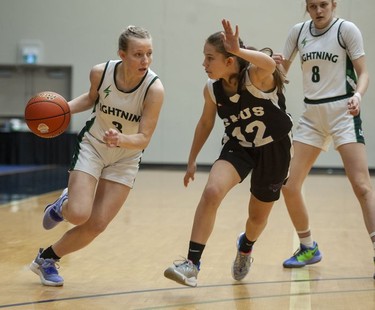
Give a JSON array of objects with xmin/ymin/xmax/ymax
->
[
  {"xmin": 143, "ymin": 76, "xmax": 159, "ymax": 101},
  {"xmin": 207, "ymin": 79, "xmax": 217, "ymax": 104},
  {"xmin": 97, "ymin": 60, "xmax": 111, "ymax": 91},
  {"xmin": 337, "ymin": 20, "xmax": 346, "ymax": 49},
  {"xmin": 296, "ymin": 22, "xmax": 306, "ymax": 50}
]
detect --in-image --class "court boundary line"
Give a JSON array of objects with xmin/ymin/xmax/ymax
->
[{"xmin": 0, "ymin": 276, "xmax": 373, "ymax": 309}]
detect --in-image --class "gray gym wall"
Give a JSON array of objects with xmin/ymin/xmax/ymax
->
[{"xmin": 0, "ymin": 0, "xmax": 374, "ymax": 168}]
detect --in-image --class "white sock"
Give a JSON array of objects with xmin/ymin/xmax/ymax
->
[{"xmin": 300, "ymin": 236, "xmax": 314, "ymax": 248}]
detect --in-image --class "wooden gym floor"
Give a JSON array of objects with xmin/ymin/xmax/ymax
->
[{"xmin": 0, "ymin": 165, "xmax": 374, "ymax": 309}]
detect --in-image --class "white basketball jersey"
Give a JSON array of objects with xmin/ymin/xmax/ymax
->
[
  {"xmin": 87, "ymin": 60, "xmax": 159, "ymax": 142},
  {"xmin": 284, "ymin": 18, "xmax": 364, "ymax": 102}
]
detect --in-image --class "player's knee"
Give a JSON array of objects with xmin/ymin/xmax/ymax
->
[
  {"xmin": 353, "ymin": 181, "xmax": 373, "ymax": 201},
  {"xmin": 282, "ymin": 182, "xmax": 300, "ymax": 198},
  {"xmin": 201, "ymin": 185, "xmax": 224, "ymax": 206},
  {"xmin": 65, "ymin": 206, "xmax": 91, "ymax": 225}
]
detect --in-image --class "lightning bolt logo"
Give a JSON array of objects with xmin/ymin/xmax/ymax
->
[
  {"xmin": 301, "ymin": 37, "xmax": 308, "ymax": 48},
  {"xmin": 104, "ymin": 85, "xmax": 112, "ymax": 98}
]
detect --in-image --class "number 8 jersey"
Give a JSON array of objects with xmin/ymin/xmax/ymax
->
[{"xmin": 283, "ymin": 18, "xmax": 365, "ymax": 102}]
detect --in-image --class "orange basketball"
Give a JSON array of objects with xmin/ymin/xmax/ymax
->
[{"xmin": 24, "ymin": 91, "xmax": 71, "ymax": 138}]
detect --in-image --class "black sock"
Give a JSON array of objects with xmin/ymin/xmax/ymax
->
[
  {"xmin": 40, "ymin": 246, "xmax": 61, "ymax": 260},
  {"xmin": 187, "ymin": 241, "xmax": 205, "ymax": 266},
  {"xmin": 239, "ymin": 234, "xmax": 255, "ymax": 253}
]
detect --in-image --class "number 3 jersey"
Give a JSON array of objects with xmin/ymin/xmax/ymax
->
[
  {"xmin": 207, "ymin": 73, "xmax": 293, "ymax": 148},
  {"xmin": 87, "ymin": 60, "xmax": 159, "ymax": 145}
]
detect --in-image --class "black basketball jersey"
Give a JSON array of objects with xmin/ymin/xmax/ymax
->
[{"xmin": 208, "ymin": 74, "xmax": 292, "ymax": 148}]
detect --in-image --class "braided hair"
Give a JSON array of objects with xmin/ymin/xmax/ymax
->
[{"xmin": 118, "ymin": 25, "xmax": 151, "ymax": 52}]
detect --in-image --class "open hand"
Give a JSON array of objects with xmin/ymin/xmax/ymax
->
[{"xmin": 221, "ymin": 19, "xmax": 240, "ymax": 54}]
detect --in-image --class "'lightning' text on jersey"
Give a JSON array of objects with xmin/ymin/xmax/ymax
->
[
  {"xmin": 99, "ymin": 102, "xmax": 141, "ymax": 123},
  {"xmin": 301, "ymin": 51, "xmax": 339, "ymax": 63}
]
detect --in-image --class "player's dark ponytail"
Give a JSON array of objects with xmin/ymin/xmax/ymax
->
[{"xmin": 240, "ymin": 46, "xmax": 286, "ymax": 93}]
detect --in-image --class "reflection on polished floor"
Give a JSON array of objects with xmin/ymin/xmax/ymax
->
[{"xmin": 0, "ymin": 166, "xmax": 374, "ymax": 309}]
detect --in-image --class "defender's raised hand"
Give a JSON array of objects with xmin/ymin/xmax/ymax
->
[{"xmin": 221, "ymin": 19, "xmax": 240, "ymax": 54}]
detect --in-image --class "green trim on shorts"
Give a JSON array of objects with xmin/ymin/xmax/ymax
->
[
  {"xmin": 353, "ymin": 114, "xmax": 365, "ymax": 144},
  {"xmin": 69, "ymin": 117, "xmax": 96, "ymax": 171}
]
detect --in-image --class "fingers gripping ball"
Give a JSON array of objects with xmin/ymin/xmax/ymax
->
[{"xmin": 25, "ymin": 91, "xmax": 71, "ymax": 138}]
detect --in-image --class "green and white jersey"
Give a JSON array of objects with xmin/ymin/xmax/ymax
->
[
  {"xmin": 283, "ymin": 18, "xmax": 365, "ymax": 102},
  {"xmin": 84, "ymin": 60, "xmax": 159, "ymax": 148}
]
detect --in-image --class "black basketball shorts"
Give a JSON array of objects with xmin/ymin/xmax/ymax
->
[{"xmin": 218, "ymin": 134, "xmax": 292, "ymax": 202}]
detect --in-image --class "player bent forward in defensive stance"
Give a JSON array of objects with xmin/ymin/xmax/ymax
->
[{"xmin": 164, "ymin": 19, "xmax": 293, "ymax": 287}]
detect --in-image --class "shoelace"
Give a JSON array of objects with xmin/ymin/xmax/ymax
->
[
  {"xmin": 173, "ymin": 257, "xmax": 191, "ymax": 267},
  {"xmin": 235, "ymin": 253, "xmax": 253, "ymax": 268},
  {"xmin": 42, "ymin": 259, "xmax": 60, "ymax": 274},
  {"xmin": 293, "ymin": 247, "xmax": 310, "ymax": 258},
  {"xmin": 173, "ymin": 257, "xmax": 201, "ymax": 272}
]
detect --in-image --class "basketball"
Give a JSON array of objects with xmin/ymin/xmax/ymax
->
[{"xmin": 24, "ymin": 91, "xmax": 71, "ymax": 138}]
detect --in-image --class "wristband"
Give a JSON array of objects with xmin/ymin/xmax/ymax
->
[{"xmin": 354, "ymin": 92, "xmax": 362, "ymax": 102}]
